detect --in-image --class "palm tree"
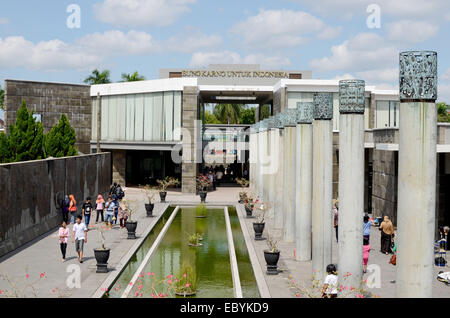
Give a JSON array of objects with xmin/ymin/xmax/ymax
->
[
  {"xmin": 121, "ymin": 71, "xmax": 146, "ymax": 82},
  {"xmin": 83, "ymin": 69, "xmax": 111, "ymax": 85},
  {"xmin": 213, "ymin": 104, "xmax": 243, "ymax": 124}
]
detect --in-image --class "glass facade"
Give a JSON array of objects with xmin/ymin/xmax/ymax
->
[
  {"xmin": 92, "ymin": 91, "xmax": 182, "ymax": 142},
  {"xmin": 375, "ymin": 100, "xmax": 399, "ymax": 128}
]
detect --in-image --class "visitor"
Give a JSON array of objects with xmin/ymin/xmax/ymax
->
[
  {"xmin": 115, "ymin": 184, "xmax": 125, "ymax": 200},
  {"xmin": 118, "ymin": 200, "xmax": 128, "ymax": 229},
  {"xmin": 82, "ymin": 197, "xmax": 93, "ymax": 228},
  {"xmin": 112, "ymin": 195, "xmax": 119, "ymax": 225},
  {"xmin": 332, "ymin": 201, "xmax": 338, "ymax": 242},
  {"xmin": 58, "ymin": 221, "xmax": 69, "ymax": 262},
  {"xmin": 363, "ymin": 237, "xmax": 370, "ymax": 273},
  {"xmin": 95, "ymin": 194, "xmax": 105, "ymax": 223},
  {"xmin": 363, "ymin": 215, "xmax": 373, "ymax": 243},
  {"xmin": 379, "ymin": 216, "xmax": 395, "ymax": 255},
  {"xmin": 109, "ymin": 182, "xmax": 118, "ymax": 196},
  {"xmin": 208, "ymin": 171, "xmax": 214, "ymax": 191},
  {"xmin": 439, "ymin": 226, "xmax": 449, "ymax": 250},
  {"xmin": 72, "ymin": 215, "xmax": 87, "ymax": 263},
  {"xmin": 105, "ymin": 196, "xmax": 115, "ymax": 227},
  {"xmin": 321, "ymin": 264, "xmax": 338, "ymax": 298},
  {"xmin": 61, "ymin": 195, "xmax": 70, "ymax": 224},
  {"xmin": 216, "ymin": 169, "xmax": 223, "ymax": 187},
  {"xmin": 68, "ymin": 194, "xmax": 77, "ymax": 224}
]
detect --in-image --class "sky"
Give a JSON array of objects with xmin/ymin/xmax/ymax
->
[{"xmin": 0, "ymin": 0, "xmax": 449, "ymax": 120}]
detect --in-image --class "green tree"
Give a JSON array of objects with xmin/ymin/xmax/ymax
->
[
  {"xmin": 204, "ymin": 110, "xmax": 221, "ymax": 124},
  {"xmin": 239, "ymin": 107, "xmax": 256, "ymax": 124},
  {"xmin": 259, "ymin": 104, "xmax": 272, "ymax": 120},
  {"xmin": 121, "ymin": 71, "xmax": 146, "ymax": 82},
  {"xmin": 8, "ymin": 100, "xmax": 45, "ymax": 162},
  {"xmin": 0, "ymin": 85, "xmax": 4, "ymax": 111},
  {"xmin": 83, "ymin": 69, "xmax": 111, "ymax": 85},
  {"xmin": 44, "ymin": 114, "xmax": 78, "ymax": 157},
  {"xmin": 213, "ymin": 104, "xmax": 243, "ymax": 124},
  {"xmin": 437, "ymin": 102, "xmax": 450, "ymax": 122},
  {"xmin": 0, "ymin": 131, "xmax": 11, "ymax": 163}
]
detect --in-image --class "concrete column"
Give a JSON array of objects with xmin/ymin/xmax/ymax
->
[
  {"xmin": 282, "ymin": 109, "xmax": 298, "ymax": 242},
  {"xmin": 338, "ymin": 80, "xmax": 366, "ymax": 289},
  {"xmin": 273, "ymin": 113, "xmax": 285, "ymax": 229},
  {"xmin": 295, "ymin": 102, "xmax": 314, "ymax": 261},
  {"xmin": 182, "ymin": 86, "xmax": 199, "ymax": 194},
  {"xmin": 312, "ymin": 93, "xmax": 334, "ymax": 279},
  {"xmin": 249, "ymin": 126, "xmax": 257, "ymax": 193},
  {"xmin": 257, "ymin": 120, "xmax": 268, "ymax": 200},
  {"xmin": 396, "ymin": 51, "xmax": 437, "ymax": 298}
]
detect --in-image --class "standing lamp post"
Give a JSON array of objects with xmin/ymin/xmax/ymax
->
[
  {"xmin": 295, "ymin": 102, "xmax": 314, "ymax": 261},
  {"xmin": 338, "ymin": 79, "xmax": 366, "ymax": 289},
  {"xmin": 311, "ymin": 93, "xmax": 334, "ymax": 279},
  {"xmin": 282, "ymin": 108, "xmax": 298, "ymax": 242},
  {"xmin": 396, "ymin": 51, "xmax": 438, "ymax": 298}
]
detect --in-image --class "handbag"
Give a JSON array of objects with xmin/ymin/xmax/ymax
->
[{"xmin": 389, "ymin": 254, "xmax": 396, "ymax": 266}]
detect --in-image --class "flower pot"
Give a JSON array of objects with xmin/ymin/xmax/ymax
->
[
  {"xmin": 94, "ymin": 248, "xmax": 110, "ymax": 273},
  {"xmin": 125, "ymin": 221, "xmax": 138, "ymax": 239},
  {"xmin": 264, "ymin": 250, "xmax": 280, "ymax": 275},
  {"xmin": 159, "ymin": 191, "xmax": 167, "ymax": 203},
  {"xmin": 199, "ymin": 191, "xmax": 207, "ymax": 203},
  {"xmin": 145, "ymin": 203, "xmax": 155, "ymax": 217},
  {"xmin": 253, "ymin": 222, "xmax": 265, "ymax": 240},
  {"xmin": 245, "ymin": 205, "xmax": 254, "ymax": 218},
  {"xmin": 175, "ymin": 291, "xmax": 196, "ymax": 297}
]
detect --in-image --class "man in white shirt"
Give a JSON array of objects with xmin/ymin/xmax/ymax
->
[{"xmin": 72, "ymin": 215, "xmax": 88, "ymax": 263}]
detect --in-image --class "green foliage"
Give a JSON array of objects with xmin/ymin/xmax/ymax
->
[
  {"xmin": 121, "ymin": 71, "xmax": 146, "ymax": 82},
  {"xmin": 0, "ymin": 85, "xmax": 4, "ymax": 111},
  {"xmin": 84, "ymin": 69, "xmax": 111, "ymax": 85},
  {"xmin": 174, "ymin": 263, "xmax": 197, "ymax": 295},
  {"xmin": 44, "ymin": 114, "xmax": 78, "ymax": 157},
  {"xmin": 437, "ymin": 102, "xmax": 450, "ymax": 122},
  {"xmin": 259, "ymin": 104, "xmax": 272, "ymax": 120},
  {"xmin": 239, "ymin": 107, "xmax": 256, "ymax": 124},
  {"xmin": 195, "ymin": 204, "xmax": 207, "ymax": 217},
  {"xmin": 0, "ymin": 132, "xmax": 11, "ymax": 163},
  {"xmin": 213, "ymin": 104, "xmax": 242, "ymax": 124},
  {"xmin": 203, "ymin": 110, "xmax": 221, "ymax": 124}
]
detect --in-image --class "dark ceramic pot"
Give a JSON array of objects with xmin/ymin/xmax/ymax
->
[
  {"xmin": 145, "ymin": 203, "xmax": 155, "ymax": 217},
  {"xmin": 199, "ymin": 191, "xmax": 207, "ymax": 203},
  {"xmin": 159, "ymin": 191, "xmax": 167, "ymax": 203},
  {"xmin": 253, "ymin": 222, "xmax": 265, "ymax": 240},
  {"xmin": 125, "ymin": 221, "xmax": 138, "ymax": 239},
  {"xmin": 245, "ymin": 205, "xmax": 253, "ymax": 218},
  {"xmin": 94, "ymin": 248, "xmax": 110, "ymax": 273},
  {"xmin": 264, "ymin": 250, "xmax": 280, "ymax": 275}
]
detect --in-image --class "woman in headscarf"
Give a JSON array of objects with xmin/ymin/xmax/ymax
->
[
  {"xmin": 95, "ymin": 194, "xmax": 105, "ymax": 223},
  {"xmin": 61, "ymin": 195, "xmax": 70, "ymax": 224},
  {"xmin": 379, "ymin": 216, "xmax": 395, "ymax": 255},
  {"xmin": 69, "ymin": 194, "xmax": 77, "ymax": 225}
]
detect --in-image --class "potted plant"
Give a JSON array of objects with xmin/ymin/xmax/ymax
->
[
  {"xmin": 195, "ymin": 204, "xmax": 208, "ymax": 218},
  {"xmin": 253, "ymin": 202, "xmax": 270, "ymax": 241},
  {"xmin": 236, "ymin": 178, "xmax": 249, "ymax": 203},
  {"xmin": 123, "ymin": 200, "xmax": 137, "ymax": 239},
  {"xmin": 196, "ymin": 175, "xmax": 212, "ymax": 203},
  {"xmin": 143, "ymin": 185, "xmax": 157, "ymax": 217},
  {"xmin": 187, "ymin": 232, "xmax": 203, "ymax": 247},
  {"xmin": 174, "ymin": 263, "xmax": 198, "ymax": 297},
  {"xmin": 264, "ymin": 235, "xmax": 280, "ymax": 275},
  {"xmin": 244, "ymin": 192, "xmax": 257, "ymax": 218},
  {"xmin": 93, "ymin": 224, "xmax": 110, "ymax": 273},
  {"xmin": 157, "ymin": 177, "xmax": 180, "ymax": 203}
]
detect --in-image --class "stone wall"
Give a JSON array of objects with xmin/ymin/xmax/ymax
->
[
  {"xmin": 182, "ymin": 86, "xmax": 199, "ymax": 193},
  {"xmin": 111, "ymin": 149, "xmax": 126, "ymax": 185},
  {"xmin": 273, "ymin": 87, "xmax": 286, "ymax": 114},
  {"xmin": 0, "ymin": 153, "xmax": 111, "ymax": 258},
  {"xmin": 4, "ymin": 80, "xmax": 92, "ymax": 154}
]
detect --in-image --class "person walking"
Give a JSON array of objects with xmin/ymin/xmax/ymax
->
[
  {"xmin": 379, "ymin": 216, "xmax": 395, "ymax": 255},
  {"xmin": 109, "ymin": 182, "xmax": 118, "ymax": 196},
  {"xmin": 112, "ymin": 195, "xmax": 119, "ymax": 225},
  {"xmin": 216, "ymin": 169, "xmax": 223, "ymax": 187},
  {"xmin": 61, "ymin": 195, "xmax": 70, "ymax": 224},
  {"xmin": 105, "ymin": 196, "xmax": 115, "ymax": 227},
  {"xmin": 363, "ymin": 215, "xmax": 373, "ymax": 243},
  {"xmin": 332, "ymin": 201, "xmax": 339, "ymax": 242},
  {"xmin": 69, "ymin": 194, "xmax": 77, "ymax": 224},
  {"xmin": 118, "ymin": 200, "xmax": 129, "ymax": 229},
  {"xmin": 321, "ymin": 264, "xmax": 338, "ymax": 298},
  {"xmin": 72, "ymin": 215, "xmax": 87, "ymax": 263},
  {"xmin": 363, "ymin": 237, "xmax": 370, "ymax": 273},
  {"xmin": 95, "ymin": 194, "xmax": 105, "ymax": 223},
  {"xmin": 58, "ymin": 221, "xmax": 70, "ymax": 262},
  {"xmin": 82, "ymin": 197, "xmax": 93, "ymax": 228}
]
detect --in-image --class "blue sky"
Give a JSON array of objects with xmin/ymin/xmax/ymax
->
[{"xmin": 1, "ymin": 0, "xmax": 449, "ymax": 120}]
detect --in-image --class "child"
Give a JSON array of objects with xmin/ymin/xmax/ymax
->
[
  {"xmin": 322, "ymin": 264, "xmax": 338, "ymax": 298},
  {"xmin": 363, "ymin": 237, "xmax": 370, "ymax": 273}
]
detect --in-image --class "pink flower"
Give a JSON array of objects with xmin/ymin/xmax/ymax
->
[
  {"xmin": 25, "ymin": 274, "xmax": 29, "ymax": 279},
  {"xmin": 183, "ymin": 273, "xmax": 187, "ymax": 278},
  {"xmin": 129, "ymin": 282, "xmax": 133, "ymax": 286},
  {"xmin": 186, "ymin": 283, "xmax": 190, "ymax": 288},
  {"xmin": 167, "ymin": 280, "xmax": 172, "ymax": 284},
  {"xmin": 134, "ymin": 292, "xmax": 139, "ymax": 297}
]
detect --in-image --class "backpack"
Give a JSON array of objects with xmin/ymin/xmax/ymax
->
[{"xmin": 116, "ymin": 186, "xmax": 125, "ymax": 199}]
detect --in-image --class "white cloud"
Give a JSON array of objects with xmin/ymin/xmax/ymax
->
[
  {"xmin": 309, "ymin": 33, "xmax": 397, "ymax": 73},
  {"xmin": 230, "ymin": 9, "xmax": 339, "ymax": 48},
  {"xmin": 0, "ymin": 17, "xmax": 8, "ymax": 24},
  {"xmin": 165, "ymin": 31, "xmax": 222, "ymax": 53},
  {"xmin": 94, "ymin": 0, "xmax": 196, "ymax": 27},
  {"xmin": 387, "ymin": 20, "xmax": 439, "ymax": 43},
  {"xmin": 354, "ymin": 68, "xmax": 398, "ymax": 83},
  {"xmin": 331, "ymin": 73, "xmax": 355, "ymax": 80},
  {"xmin": 318, "ymin": 26, "xmax": 342, "ymax": 40},
  {"xmin": 189, "ymin": 51, "xmax": 291, "ymax": 68},
  {"xmin": 438, "ymin": 84, "xmax": 450, "ymax": 103},
  {"xmin": 0, "ymin": 36, "xmax": 100, "ymax": 71},
  {"xmin": 441, "ymin": 68, "xmax": 450, "ymax": 81}
]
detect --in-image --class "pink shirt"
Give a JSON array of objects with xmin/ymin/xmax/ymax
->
[
  {"xmin": 363, "ymin": 245, "xmax": 370, "ymax": 259},
  {"xmin": 58, "ymin": 227, "xmax": 69, "ymax": 244}
]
